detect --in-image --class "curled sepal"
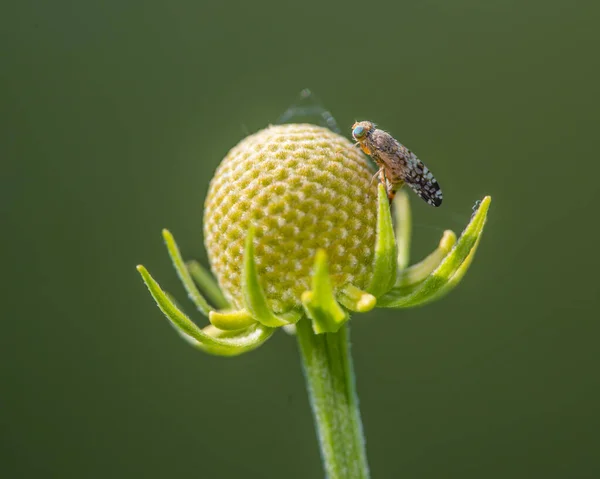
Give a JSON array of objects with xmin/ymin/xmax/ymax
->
[
  {"xmin": 395, "ymin": 230, "xmax": 457, "ymax": 289},
  {"xmin": 378, "ymin": 196, "xmax": 491, "ymax": 308},
  {"xmin": 137, "ymin": 265, "xmax": 274, "ymax": 356},
  {"xmin": 367, "ymin": 184, "xmax": 398, "ymax": 297},
  {"xmin": 337, "ymin": 284, "xmax": 377, "ymax": 313},
  {"xmin": 394, "ymin": 190, "xmax": 412, "ymax": 271},
  {"xmin": 187, "ymin": 260, "xmax": 230, "ymax": 310},
  {"xmin": 162, "ymin": 229, "xmax": 213, "ymax": 317},
  {"xmin": 209, "ymin": 309, "xmax": 256, "ymax": 331},
  {"xmin": 301, "ymin": 250, "xmax": 348, "ymax": 334},
  {"xmin": 181, "ymin": 323, "xmax": 275, "ymax": 357},
  {"xmin": 243, "ymin": 227, "xmax": 302, "ymax": 327}
]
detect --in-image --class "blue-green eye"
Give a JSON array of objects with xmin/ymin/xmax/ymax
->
[{"xmin": 353, "ymin": 126, "xmax": 365, "ymax": 138}]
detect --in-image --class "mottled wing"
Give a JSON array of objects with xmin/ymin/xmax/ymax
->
[{"xmin": 397, "ymin": 144, "xmax": 443, "ymax": 207}]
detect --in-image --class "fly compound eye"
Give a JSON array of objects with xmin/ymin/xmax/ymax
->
[{"xmin": 352, "ymin": 125, "xmax": 366, "ymax": 139}]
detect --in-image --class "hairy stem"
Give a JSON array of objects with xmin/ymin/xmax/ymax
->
[{"xmin": 296, "ymin": 317, "xmax": 370, "ymax": 479}]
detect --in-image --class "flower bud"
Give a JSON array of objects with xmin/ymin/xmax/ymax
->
[{"xmin": 204, "ymin": 124, "xmax": 378, "ymax": 314}]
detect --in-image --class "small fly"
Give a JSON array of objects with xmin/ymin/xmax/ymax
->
[{"xmin": 352, "ymin": 121, "xmax": 443, "ymax": 207}]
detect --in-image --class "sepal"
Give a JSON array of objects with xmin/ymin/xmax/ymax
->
[
  {"xmin": 301, "ymin": 250, "xmax": 348, "ymax": 334},
  {"xmin": 242, "ymin": 227, "xmax": 302, "ymax": 327},
  {"xmin": 163, "ymin": 229, "xmax": 213, "ymax": 316},
  {"xmin": 367, "ymin": 184, "xmax": 398, "ymax": 297},
  {"xmin": 136, "ymin": 265, "xmax": 274, "ymax": 356},
  {"xmin": 378, "ymin": 196, "xmax": 491, "ymax": 308}
]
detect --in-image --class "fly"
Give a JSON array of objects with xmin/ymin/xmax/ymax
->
[{"xmin": 352, "ymin": 121, "xmax": 443, "ymax": 207}]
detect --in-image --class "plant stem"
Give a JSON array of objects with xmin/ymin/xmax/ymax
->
[{"xmin": 296, "ymin": 318, "xmax": 370, "ymax": 479}]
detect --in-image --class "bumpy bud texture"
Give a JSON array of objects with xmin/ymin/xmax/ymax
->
[{"xmin": 204, "ymin": 124, "xmax": 378, "ymax": 314}]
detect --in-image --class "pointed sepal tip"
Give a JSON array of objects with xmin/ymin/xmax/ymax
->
[
  {"xmin": 378, "ymin": 196, "xmax": 491, "ymax": 308},
  {"xmin": 242, "ymin": 226, "xmax": 301, "ymax": 328},
  {"xmin": 368, "ymin": 184, "xmax": 398, "ymax": 297},
  {"xmin": 302, "ymin": 249, "xmax": 348, "ymax": 334}
]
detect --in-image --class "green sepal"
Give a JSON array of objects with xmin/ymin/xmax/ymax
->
[
  {"xmin": 423, "ymin": 224, "xmax": 484, "ymax": 304},
  {"xmin": 187, "ymin": 260, "xmax": 230, "ymax": 309},
  {"xmin": 209, "ymin": 309, "xmax": 256, "ymax": 330},
  {"xmin": 396, "ymin": 230, "xmax": 457, "ymax": 287},
  {"xmin": 301, "ymin": 250, "xmax": 348, "ymax": 334},
  {"xmin": 394, "ymin": 190, "xmax": 412, "ymax": 271},
  {"xmin": 162, "ymin": 229, "xmax": 213, "ymax": 317},
  {"xmin": 378, "ymin": 196, "xmax": 491, "ymax": 308},
  {"xmin": 367, "ymin": 184, "xmax": 398, "ymax": 297},
  {"xmin": 337, "ymin": 284, "xmax": 377, "ymax": 313},
  {"xmin": 243, "ymin": 227, "xmax": 302, "ymax": 328},
  {"xmin": 136, "ymin": 265, "xmax": 274, "ymax": 356},
  {"xmin": 182, "ymin": 323, "xmax": 275, "ymax": 356}
]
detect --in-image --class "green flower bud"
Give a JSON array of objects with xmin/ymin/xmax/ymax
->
[
  {"xmin": 203, "ymin": 124, "xmax": 378, "ymax": 314},
  {"xmin": 134, "ymin": 100, "xmax": 492, "ymax": 479},
  {"xmin": 137, "ymin": 119, "xmax": 490, "ymax": 353}
]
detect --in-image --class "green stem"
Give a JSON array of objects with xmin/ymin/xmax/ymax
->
[{"xmin": 296, "ymin": 317, "xmax": 370, "ymax": 479}]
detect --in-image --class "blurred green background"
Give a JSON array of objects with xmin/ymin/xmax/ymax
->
[{"xmin": 2, "ymin": 0, "xmax": 599, "ymax": 477}]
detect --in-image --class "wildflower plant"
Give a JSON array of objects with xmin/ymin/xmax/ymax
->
[{"xmin": 137, "ymin": 93, "xmax": 490, "ymax": 478}]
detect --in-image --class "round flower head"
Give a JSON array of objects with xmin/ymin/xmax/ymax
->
[
  {"xmin": 203, "ymin": 124, "xmax": 378, "ymax": 314},
  {"xmin": 135, "ymin": 111, "xmax": 491, "ymax": 479},
  {"xmin": 138, "ymin": 120, "xmax": 489, "ymax": 354}
]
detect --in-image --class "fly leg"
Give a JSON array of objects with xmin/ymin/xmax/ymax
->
[
  {"xmin": 379, "ymin": 169, "xmax": 403, "ymax": 204},
  {"xmin": 370, "ymin": 167, "xmax": 384, "ymax": 186}
]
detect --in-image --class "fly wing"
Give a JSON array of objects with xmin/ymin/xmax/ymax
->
[{"xmin": 400, "ymin": 149, "xmax": 443, "ymax": 207}]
